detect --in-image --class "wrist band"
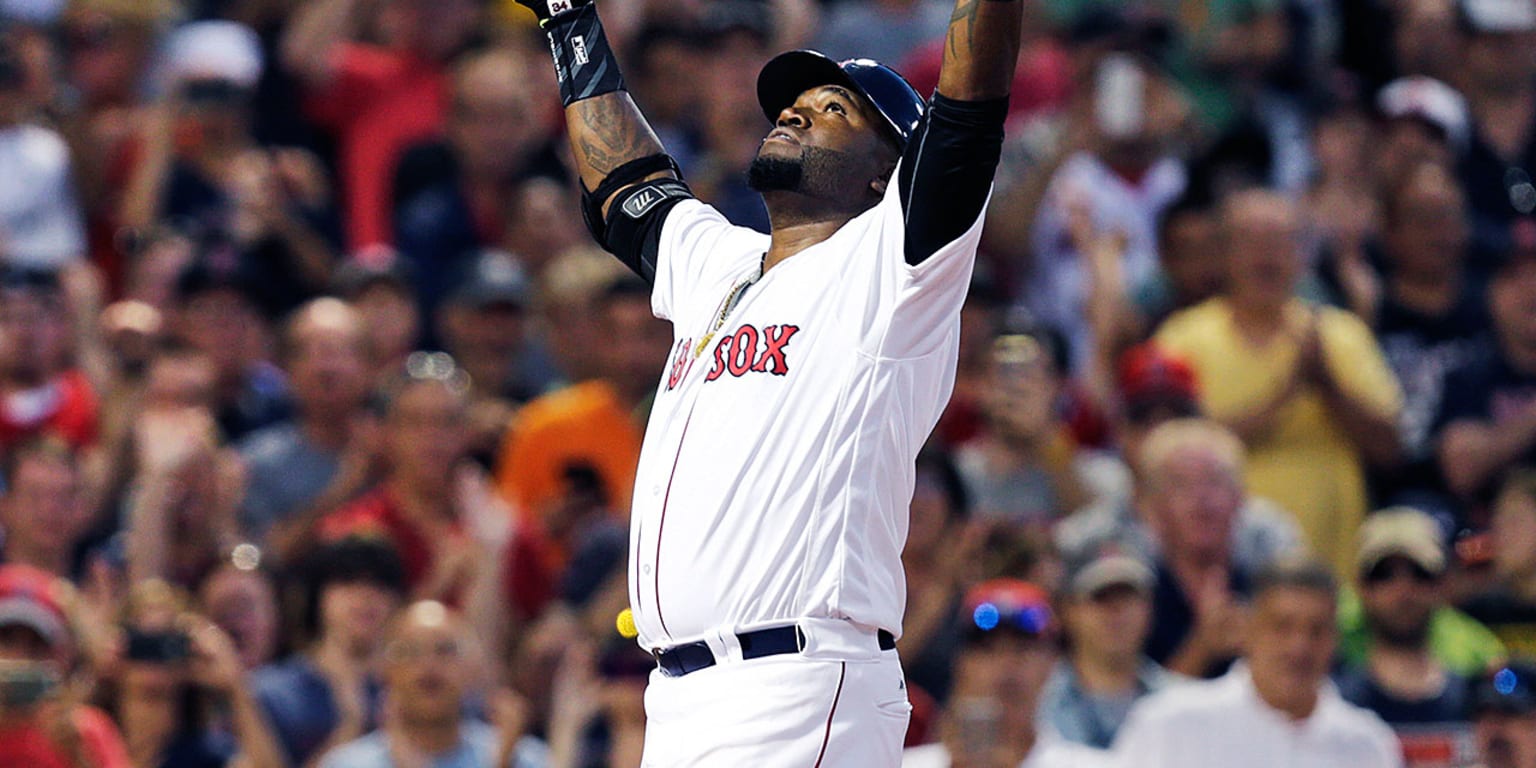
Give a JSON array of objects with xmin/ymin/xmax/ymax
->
[{"xmin": 543, "ymin": 4, "xmax": 626, "ymax": 107}]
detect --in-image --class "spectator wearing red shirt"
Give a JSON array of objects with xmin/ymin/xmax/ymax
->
[
  {"xmin": 0, "ymin": 269, "xmax": 98, "ymax": 454},
  {"xmin": 0, "ymin": 563, "xmax": 131, "ymax": 768},
  {"xmin": 281, "ymin": 0, "xmax": 486, "ymax": 251},
  {"xmin": 319, "ymin": 352, "xmax": 552, "ymax": 658}
]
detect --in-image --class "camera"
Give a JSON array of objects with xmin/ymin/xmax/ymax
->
[{"xmin": 125, "ymin": 630, "xmax": 191, "ymax": 664}]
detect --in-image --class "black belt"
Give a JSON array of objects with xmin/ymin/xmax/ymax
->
[{"xmin": 654, "ymin": 626, "xmax": 897, "ymax": 678}]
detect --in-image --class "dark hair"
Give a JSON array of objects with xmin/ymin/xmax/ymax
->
[
  {"xmin": 1252, "ymin": 556, "xmax": 1339, "ymax": 604},
  {"xmin": 299, "ymin": 538, "xmax": 408, "ymax": 638},
  {"xmin": 1, "ymin": 435, "xmax": 77, "ymax": 490}
]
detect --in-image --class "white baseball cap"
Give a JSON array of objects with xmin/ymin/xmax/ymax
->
[
  {"xmin": 1377, "ymin": 76, "xmax": 1470, "ymax": 150},
  {"xmin": 1356, "ymin": 507, "xmax": 1447, "ymax": 576},
  {"xmin": 1459, "ymin": 0, "xmax": 1536, "ymax": 33},
  {"xmin": 164, "ymin": 20, "xmax": 264, "ymax": 89}
]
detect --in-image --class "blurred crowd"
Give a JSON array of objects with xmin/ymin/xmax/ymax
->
[{"xmin": 0, "ymin": 0, "xmax": 1533, "ymax": 766}]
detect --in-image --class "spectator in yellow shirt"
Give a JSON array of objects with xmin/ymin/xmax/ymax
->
[{"xmin": 1154, "ymin": 189, "xmax": 1403, "ymax": 577}]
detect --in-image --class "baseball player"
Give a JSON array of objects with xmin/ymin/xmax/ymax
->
[{"xmin": 512, "ymin": 0, "xmax": 1023, "ymax": 762}]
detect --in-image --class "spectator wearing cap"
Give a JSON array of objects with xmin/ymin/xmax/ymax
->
[
  {"xmin": 0, "ymin": 437, "xmax": 91, "ymax": 579},
  {"xmin": 1058, "ymin": 344, "xmax": 1304, "ymax": 578},
  {"xmin": 1155, "ymin": 188, "xmax": 1404, "ymax": 578},
  {"xmin": 902, "ymin": 579, "xmax": 1110, "ymax": 767},
  {"xmin": 953, "ymin": 329, "xmax": 1090, "ymax": 531},
  {"xmin": 171, "ymin": 255, "xmax": 292, "ymax": 442},
  {"xmin": 494, "ymin": 272, "xmax": 668, "ymax": 570},
  {"xmin": 1335, "ymin": 508, "xmax": 1489, "ymax": 768},
  {"xmin": 1374, "ymin": 76, "xmax": 1469, "ymax": 192},
  {"xmin": 1365, "ymin": 163, "xmax": 1492, "ymax": 517},
  {"xmin": 0, "ymin": 563, "xmax": 131, "ymax": 768},
  {"xmin": 331, "ymin": 246, "xmax": 422, "ymax": 383},
  {"xmin": 281, "ymin": 0, "xmax": 485, "ymax": 252},
  {"xmin": 393, "ymin": 42, "xmax": 566, "ymax": 322},
  {"xmin": 239, "ymin": 298, "xmax": 378, "ymax": 557},
  {"xmin": 1438, "ymin": 243, "xmax": 1536, "ymax": 512},
  {"xmin": 0, "ymin": 269, "xmax": 99, "ymax": 453},
  {"xmin": 1469, "ymin": 661, "xmax": 1536, "ymax": 768},
  {"xmin": 1453, "ymin": 0, "xmax": 1536, "ymax": 258},
  {"xmin": 0, "ymin": 35, "xmax": 87, "ymax": 273},
  {"xmin": 436, "ymin": 249, "xmax": 560, "ymax": 460},
  {"xmin": 1112, "ymin": 557, "xmax": 1403, "ymax": 768},
  {"xmin": 118, "ymin": 19, "xmax": 336, "ymax": 317},
  {"xmin": 1461, "ymin": 469, "xmax": 1536, "ymax": 660},
  {"xmin": 252, "ymin": 538, "xmax": 407, "ymax": 768},
  {"xmin": 1038, "ymin": 548, "xmax": 1172, "ymax": 750}
]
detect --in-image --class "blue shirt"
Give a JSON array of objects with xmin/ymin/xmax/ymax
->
[
  {"xmin": 318, "ymin": 722, "xmax": 547, "ymax": 768},
  {"xmin": 253, "ymin": 656, "xmax": 383, "ymax": 768}
]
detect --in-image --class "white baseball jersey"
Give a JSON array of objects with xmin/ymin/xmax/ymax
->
[{"xmin": 628, "ymin": 166, "xmax": 986, "ymax": 650}]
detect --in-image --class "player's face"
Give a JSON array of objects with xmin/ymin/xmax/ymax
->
[{"xmin": 752, "ymin": 85, "xmax": 896, "ymax": 205}]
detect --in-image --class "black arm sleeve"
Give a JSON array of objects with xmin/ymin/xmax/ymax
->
[
  {"xmin": 602, "ymin": 178, "xmax": 696, "ymax": 285},
  {"xmin": 897, "ymin": 92, "xmax": 1010, "ymax": 266}
]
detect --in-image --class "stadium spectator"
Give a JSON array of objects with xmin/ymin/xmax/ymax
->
[
  {"xmin": 1039, "ymin": 546, "xmax": 1172, "ymax": 750},
  {"xmin": 954, "ymin": 329, "xmax": 1089, "ymax": 531},
  {"xmin": 898, "ymin": 446, "xmax": 976, "ymax": 709},
  {"xmin": 1462, "ymin": 469, "xmax": 1536, "ymax": 659},
  {"xmin": 393, "ymin": 41, "xmax": 565, "ymax": 322},
  {"xmin": 1469, "ymin": 660, "xmax": 1536, "ymax": 768},
  {"xmin": 0, "ymin": 563, "xmax": 130, "ymax": 768},
  {"xmin": 240, "ymin": 298, "xmax": 377, "ymax": 554},
  {"xmin": 902, "ymin": 579, "xmax": 1109, "ymax": 767},
  {"xmin": 0, "ymin": 269, "xmax": 99, "ymax": 453},
  {"xmin": 170, "ymin": 255, "xmax": 291, "ymax": 442},
  {"xmin": 282, "ymin": 0, "xmax": 485, "ymax": 251},
  {"xmin": 330, "ymin": 247, "xmax": 422, "ymax": 383},
  {"xmin": 0, "ymin": 438, "xmax": 91, "ymax": 579},
  {"xmin": 1056, "ymin": 345, "xmax": 1305, "ymax": 575},
  {"xmin": 1112, "ymin": 557, "xmax": 1404, "ymax": 768},
  {"xmin": 1155, "ymin": 188, "xmax": 1404, "ymax": 577},
  {"xmin": 253, "ymin": 538, "xmax": 406, "ymax": 768},
  {"xmin": 0, "ymin": 36, "xmax": 87, "ymax": 273},
  {"xmin": 1132, "ymin": 418, "xmax": 1251, "ymax": 679},
  {"xmin": 192, "ymin": 552, "xmax": 280, "ymax": 671},
  {"xmin": 316, "ymin": 600, "xmax": 547, "ymax": 768},
  {"xmin": 1452, "ymin": 0, "xmax": 1536, "ymax": 261},
  {"xmin": 1368, "ymin": 163, "xmax": 1489, "ymax": 519},
  {"xmin": 1335, "ymin": 508, "xmax": 1480, "ymax": 768}
]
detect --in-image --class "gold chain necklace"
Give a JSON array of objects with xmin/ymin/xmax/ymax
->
[{"xmin": 693, "ymin": 276, "xmax": 754, "ymax": 359}]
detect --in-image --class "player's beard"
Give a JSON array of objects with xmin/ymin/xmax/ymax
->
[{"xmin": 747, "ymin": 146, "xmax": 860, "ymax": 200}]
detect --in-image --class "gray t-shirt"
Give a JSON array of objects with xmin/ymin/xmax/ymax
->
[{"xmin": 238, "ymin": 422, "xmax": 341, "ymax": 542}]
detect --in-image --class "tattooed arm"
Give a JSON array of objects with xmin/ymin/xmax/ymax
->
[
  {"xmin": 567, "ymin": 94, "xmax": 675, "ymax": 217},
  {"xmin": 936, "ymin": 0, "xmax": 1023, "ymax": 101},
  {"xmin": 896, "ymin": 0, "xmax": 1020, "ymax": 263}
]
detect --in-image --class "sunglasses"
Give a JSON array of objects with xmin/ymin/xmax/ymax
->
[
  {"xmin": 966, "ymin": 600, "xmax": 1054, "ymax": 642},
  {"xmin": 1362, "ymin": 559, "xmax": 1438, "ymax": 586}
]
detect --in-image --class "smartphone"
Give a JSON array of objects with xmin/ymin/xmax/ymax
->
[
  {"xmin": 1095, "ymin": 53, "xmax": 1145, "ymax": 140},
  {"xmin": 0, "ymin": 661, "xmax": 59, "ymax": 710},
  {"xmin": 125, "ymin": 630, "xmax": 191, "ymax": 664}
]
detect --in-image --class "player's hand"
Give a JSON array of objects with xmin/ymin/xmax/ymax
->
[{"xmin": 512, "ymin": 0, "xmax": 591, "ymax": 27}]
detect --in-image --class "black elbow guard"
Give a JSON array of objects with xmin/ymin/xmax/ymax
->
[
  {"xmin": 601, "ymin": 178, "xmax": 694, "ymax": 282},
  {"xmin": 580, "ymin": 153, "xmax": 684, "ymax": 243}
]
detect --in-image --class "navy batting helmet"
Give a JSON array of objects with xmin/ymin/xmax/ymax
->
[{"xmin": 756, "ymin": 50, "xmax": 925, "ymax": 149}]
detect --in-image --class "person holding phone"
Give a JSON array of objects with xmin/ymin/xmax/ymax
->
[
  {"xmin": 104, "ymin": 579, "xmax": 285, "ymax": 768},
  {"xmin": 0, "ymin": 563, "xmax": 131, "ymax": 768}
]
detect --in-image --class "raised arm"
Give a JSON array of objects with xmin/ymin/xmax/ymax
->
[
  {"xmin": 936, "ymin": 0, "xmax": 1024, "ymax": 101},
  {"xmin": 515, "ymin": 0, "xmax": 691, "ymax": 282},
  {"xmin": 897, "ymin": 0, "xmax": 1022, "ymax": 264}
]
